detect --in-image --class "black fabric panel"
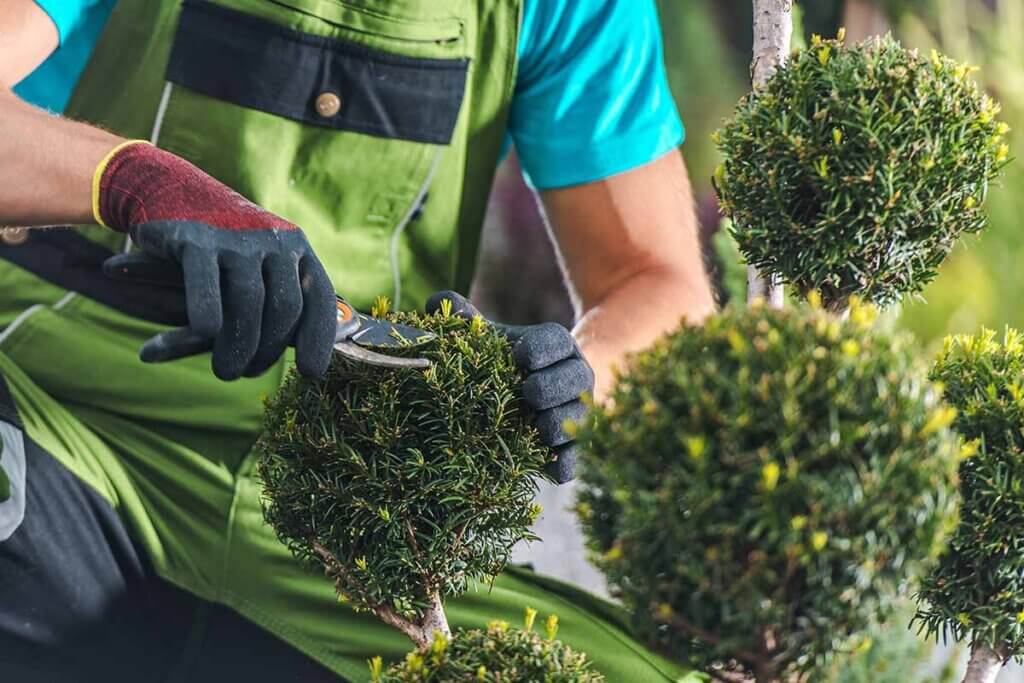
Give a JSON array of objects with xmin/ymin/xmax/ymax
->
[
  {"xmin": 0, "ymin": 427, "xmax": 193, "ymax": 681},
  {"xmin": 168, "ymin": 0, "xmax": 469, "ymax": 145},
  {"xmin": 0, "ymin": 229, "xmax": 189, "ymax": 327},
  {"xmin": 0, "ymin": 397, "xmax": 345, "ymax": 681}
]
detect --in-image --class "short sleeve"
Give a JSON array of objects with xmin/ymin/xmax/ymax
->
[
  {"xmin": 509, "ymin": 0, "xmax": 684, "ymax": 191},
  {"xmin": 31, "ymin": 0, "xmax": 100, "ymax": 45},
  {"xmin": 16, "ymin": 0, "xmax": 115, "ymax": 113}
]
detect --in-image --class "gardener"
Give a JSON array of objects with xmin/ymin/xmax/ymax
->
[{"xmin": 0, "ymin": 0, "xmax": 714, "ymax": 680}]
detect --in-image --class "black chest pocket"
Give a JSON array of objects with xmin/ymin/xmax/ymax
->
[
  {"xmin": 167, "ymin": 0, "xmax": 469, "ymax": 144},
  {"xmin": 153, "ymin": 0, "xmax": 472, "ymax": 308}
]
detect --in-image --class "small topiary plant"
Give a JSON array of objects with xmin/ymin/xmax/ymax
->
[
  {"xmin": 576, "ymin": 298, "xmax": 960, "ymax": 682},
  {"xmin": 914, "ymin": 329, "xmax": 1024, "ymax": 683},
  {"xmin": 258, "ymin": 299, "xmax": 603, "ymax": 681},
  {"xmin": 258, "ymin": 302, "xmax": 548, "ymax": 646},
  {"xmin": 372, "ymin": 610, "xmax": 602, "ymax": 683},
  {"xmin": 714, "ymin": 31, "xmax": 1009, "ymax": 310}
]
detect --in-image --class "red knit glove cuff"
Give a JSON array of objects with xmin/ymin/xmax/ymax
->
[{"xmin": 94, "ymin": 141, "xmax": 296, "ymax": 233}]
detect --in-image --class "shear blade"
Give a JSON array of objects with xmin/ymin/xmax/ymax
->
[
  {"xmin": 333, "ymin": 341, "xmax": 431, "ymax": 369},
  {"xmin": 350, "ymin": 315, "xmax": 436, "ymax": 348}
]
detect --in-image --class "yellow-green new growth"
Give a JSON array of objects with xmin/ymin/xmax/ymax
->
[{"xmin": 376, "ymin": 611, "xmax": 603, "ymax": 682}]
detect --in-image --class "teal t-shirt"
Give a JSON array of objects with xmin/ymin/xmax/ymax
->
[
  {"xmin": 16, "ymin": 0, "xmax": 683, "ymax": 190},
  {"xmin": 13, "ymin": 0, "xmax": 116, "ymax": 114}
]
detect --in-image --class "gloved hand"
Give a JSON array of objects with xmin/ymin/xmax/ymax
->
[
  {"xmin": 95, "ymin": 141, "xmax": 335, "ymax": 380},
  {"xmin": 425, "ymin": 291, "xmax": 593, "ymax": 484}
]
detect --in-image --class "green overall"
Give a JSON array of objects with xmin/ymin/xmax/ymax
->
[{"xmin": 0, "ymin": 0, "xmax": 697, "ymax": 680}]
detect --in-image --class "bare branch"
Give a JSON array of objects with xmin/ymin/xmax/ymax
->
[{"xmin": 669, "ymin": 614, "xmax": 763, "ymax": 667}]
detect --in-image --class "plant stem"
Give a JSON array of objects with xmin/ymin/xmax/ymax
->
[
  {"xmin": 374, "ymin": 590, "xmax": 451, "ymax": 649},
  {"xmin": 416, "ymin": 591, "xmax": 452, "ymax": 648},
  {"xmin": 962, "ymin": 644, "xmax": 1007, "ymax": 683},
  {"xmin": 748, "ymin": 0, "xmax": 792, "ymax": 309},
  {"xmin": 311, "ymin": 541, "xmax": 451, "ymax": 649}
]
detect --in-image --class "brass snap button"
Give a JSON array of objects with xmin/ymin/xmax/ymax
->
[
  {"xmin": 315, "ymin": 92, "xmax": 342, "ymax": 118},
  {"xmin": 1, "ymin": 228, "xmax": 28, "ymax": 246}
]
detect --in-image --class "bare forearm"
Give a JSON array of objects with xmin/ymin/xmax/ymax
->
[
  {"xmin": 542, "ymin": 150, "xmax": 716, "ymax": 401},
  {"xmin": 575, "ymin": 264, "xmax": 714, "ymax": 400},
  {"xmin": 0, "ymin": 88, "xmax": 123, "ymax": 226},
  {"xmin": 0, "ymin": 0, "xmax": 124, "ymax": 226}
]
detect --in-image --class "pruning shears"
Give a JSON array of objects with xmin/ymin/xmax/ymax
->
[
  {"xmin": 333, "ymin": 297, "xmax": 434, "ymax": 368},
  {"xmin": 101, "ymin": 251, "xmax": 433, "ymax": 368}
]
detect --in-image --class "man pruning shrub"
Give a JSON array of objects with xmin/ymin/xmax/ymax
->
[{"xmin": 0, "ymin": 0, "xmax": 714, "ymax": 679}]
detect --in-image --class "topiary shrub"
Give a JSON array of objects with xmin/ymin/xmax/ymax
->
[
  {"xmin": 372, "ymin": 610, "xmax": 603, "ymax": 683},
  {"xmin": 714, "ymin": 32, "xmax": 1009, "ymax": 310},
  {"xmin": 258, "ymin": 302, "xmax": 549, "ymax": 647},
  {"xmin": 915, "ymin": 328, "xmax": 1024, "ymax": 682},
  {"xmin": 576, "ymin": 298, "xmax": 960, "ymax": 682},
  {"xmin": 258, "ymin": 299, "xmax": 603, "ymax": 681}
]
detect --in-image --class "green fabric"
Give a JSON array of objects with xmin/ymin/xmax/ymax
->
[{"xmin": 0, "ymin": 0, "xmax": 699, "ymax": 680}]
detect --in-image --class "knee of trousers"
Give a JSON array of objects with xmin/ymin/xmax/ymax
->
[{"xmin": 0, "ymin": 373, "xmax": 196, "ymax": 680}]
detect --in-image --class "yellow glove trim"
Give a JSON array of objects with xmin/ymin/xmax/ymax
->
[{"xmin": 91, "ymin": 140, "xmax": 152, "ymax": 229}]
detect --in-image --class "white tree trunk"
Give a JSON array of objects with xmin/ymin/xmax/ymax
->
[
  {"xmin": 751, "ymin": 0, "xmax": 794, "ymax": 87},
  {"xmin": 747, "ymin": 0, "xmax": 792, "ymax": 309},
  {"xmin": 962, "ymin": 644, "xmax": 1006, "ymax": 683}
]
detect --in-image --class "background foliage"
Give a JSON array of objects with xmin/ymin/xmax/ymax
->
[
  {"xmin": 916, "ymin": 329, "xmax": 1024, "ymax": 656},
  {"xmin": 576, "ymin": 300, "xmax": 959, "ymax": 680}
]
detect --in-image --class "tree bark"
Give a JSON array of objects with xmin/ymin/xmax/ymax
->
[
  {"xmin": 962, "ymin": 644, "xmax": 1007, "ymax": 683},
  {"xmin": 747, "ymin": 0, "xmax": 792, "ymax": 308}
]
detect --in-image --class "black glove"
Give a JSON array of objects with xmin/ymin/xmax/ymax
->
[
  {"xmin": 103, "ymin": 221, "xmax": 336, "ymax": 381},
  {"xmin": 426, "ymin": 291, "xmax": 593, "ymax": 484}
]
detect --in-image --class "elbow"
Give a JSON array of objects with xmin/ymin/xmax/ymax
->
[{"xmin": 578, "ymin": 257, "xmax": 717, "ymax": 323}]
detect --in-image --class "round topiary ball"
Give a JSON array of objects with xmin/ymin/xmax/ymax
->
[
  {"xmin": 257, "ymin": 305, "xmax": 549, "ymax": 641},
  {"xmin": 372, "ymin": 611, "xmax": 604, "ymax": 683},
  {"xmin": 915, "ymin": 328, "xmax": 1024, "ymax": 659},
  {"xmin": 576, "ymin": 299, "xmax": 959, "ymax": 681},
  {"xmin": 715, "ymin": 33, "xmax": 1009, "ymax": 309}
]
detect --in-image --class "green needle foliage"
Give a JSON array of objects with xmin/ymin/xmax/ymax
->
[
  {"xmin": 257, "ymin": 304, "xmax": 550, "ymax": 640},
  {"xmin": 372, "ymin": 610, "xmax": 603, "ymax": 682},
  {"xmin": 915, "ymin": 328, "xmax": 1024, "ymax": 658},
  {"xmin": 715, "ymin": 32, "xmax": 1010, "ymax": 310},
  {"xmin": 577, "ymin": 299, "xmax": 959, "ymax": 682}
]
